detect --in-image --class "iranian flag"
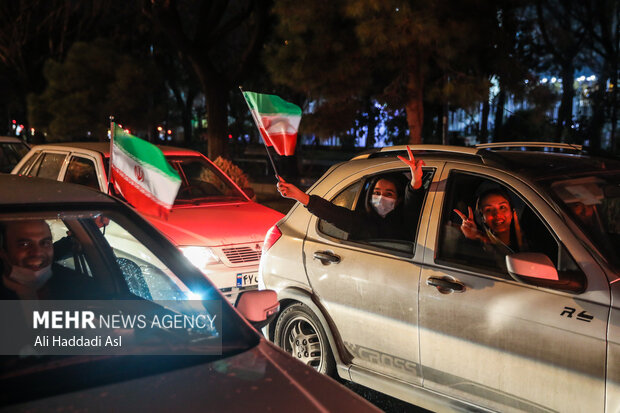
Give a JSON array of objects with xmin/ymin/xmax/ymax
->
[
  {"xmin": 242, "ymin": 91, "xmax": 301, "ymax": 156},
  {"xmin": 109, "ymin": 123, "xmax": 181, "ymax": 219}
]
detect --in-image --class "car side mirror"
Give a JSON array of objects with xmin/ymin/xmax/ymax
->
[
  {"xmin": 506, "ymin": 252, "xmax": 559, "ymax": 281},
  {"xmin": 235, "ymin": 290, "xmax": 279, "ymax": 330},
  {"xmin": 506, "ymin": 252, "xmax": 587, "ymax": 293}
]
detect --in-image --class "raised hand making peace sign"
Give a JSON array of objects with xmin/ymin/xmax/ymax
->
[
  {"xmin": 397, "ymin": 146, "xmax": 425, "ymax": 190},
  {"xmin": 453, "ymin": 206, "xmax": 483, "ymax": 241}
]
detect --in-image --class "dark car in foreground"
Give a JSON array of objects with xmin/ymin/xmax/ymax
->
[
  {"xmin": 260, "ymin": 142, "xmax": 620, "ymax": 412},
  {"xmin": 0, "ymin": 175, "xmax": 379, "ymax": 412}
]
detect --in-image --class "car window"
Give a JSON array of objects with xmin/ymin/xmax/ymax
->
[
  {"xmin": 25, "ymin": 152, "xmax": 44, "ymax": 177},
  {"xmin": 436, "ymin": 171, "xmax": 585, "ymax": 290},
  {"xmin": 63, "ymin": 156, "xmax": 100, "ymax": 190},
  {"xmin": 318, "ymin": 180, "xmax": 363, "ymax": 240},
  {"xmin": 0, "ymin": 142, "xmax": 29, "ymax": 173},
  {"xmin": 49, "ymin": 219, "xmax": 94, "ymax": 278},
  {"xmin": 0, "ymin": 211, "xmax": 237, "ymax": 305},
  {"xmin": 0, "ymin": 210, "xmax": 258, "ymax": 406},
  {"xmin": 317, "ymin": 169, "xmax": 433, "ymax": 254},
  {"xmin": 15, "ymin": 150, "xmax": 40, "ymax": 175},
  {"xmin": 543, "ymin": 172, "xmax": 620, "ymax": 270},
  {"xmin": 28, "ymin": 152, "xmax": 67, "ymax": 180},
  {"xmin": 49, "ymin": 214, "xmax": 189, "ymax": 301},
  {"xmin": 167, "ymin": 155, "xmax": 247, "ymax": 204},
  {"xmin": 101, "ymin": 218, "xmax": 189, "ymax": 300}
]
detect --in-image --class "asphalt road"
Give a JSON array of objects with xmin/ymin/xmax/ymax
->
[{"xmin": 343, "ymin": 381, "xmax": 431, "ymax": 412}]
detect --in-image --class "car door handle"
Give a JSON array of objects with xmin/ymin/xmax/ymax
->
[
  {"xmin": 426, "ymin": 276, "xmax": 465, "ymax": 293},
  {"xmin": 313, "ymin": 251, "xmax": 341, "ymax": 265}
]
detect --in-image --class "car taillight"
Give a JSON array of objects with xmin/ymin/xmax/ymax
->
[{"xmin": 263, "ymin": 225, "xmax": 282, "ymax": 253}]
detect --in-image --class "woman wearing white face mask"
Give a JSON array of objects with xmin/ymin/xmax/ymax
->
[{"xmin": 277, "ymin": 146, "xmax": 425, "ymax": 241}]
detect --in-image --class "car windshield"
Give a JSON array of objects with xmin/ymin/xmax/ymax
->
[
  {"xmin": 541, "ymin": 171, "xmax": 620, "ymax": 269},
  {"xmin": 0, "ymin": 141, "xmax": 29, "ymax": 173},
  {"xmin": 0, "ymin": 208, "xmax": 258, "ymax": 405},
  {"xmin": 166, "ymin": 155, "xmax": 247, "ymax": 204}
]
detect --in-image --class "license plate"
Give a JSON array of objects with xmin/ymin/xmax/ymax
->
[{"xmin": 236, "ymin": 272, "xmax": 258, "ymax": 287}]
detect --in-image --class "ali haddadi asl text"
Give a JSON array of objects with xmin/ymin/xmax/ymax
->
[{"xmin": 34, "ymin": 335, "xmax": 121, "ymax": 347}]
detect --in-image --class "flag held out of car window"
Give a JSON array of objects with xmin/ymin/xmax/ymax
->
[
  {"xmin": 109, "ymin": 123, "xmax": 181, "ymax": 219},
  {"xmin": 242, "ymin": 91, "xmax": 301, "ymax": 156}
]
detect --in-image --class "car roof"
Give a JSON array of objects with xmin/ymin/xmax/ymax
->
[
  {"xmin": 0, "ymin": 174, "xmax": 116, "ymax": 206},
  {"xmin": 0, "ymin": 136, "xmax": 27, "ymax": 144},
  {"xmin": 30, "ymin": 142, "xmax": 203, "ymax": 157},
  {"xmin": 478, "ymin": 151, "xmax": 620, "ymax": 182},
  {"xmin": 351, "ymin": 143, "xmax": 620, "ymax": 182}
]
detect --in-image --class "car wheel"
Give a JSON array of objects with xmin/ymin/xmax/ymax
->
[{"xmin": 274, "ymin": 302, "xmax": 336, "ymax": 376}]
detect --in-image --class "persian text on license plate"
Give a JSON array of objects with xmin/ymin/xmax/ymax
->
[{"xmin": 236, "ymin": 272, "xmax": 258, "ymax": 287}]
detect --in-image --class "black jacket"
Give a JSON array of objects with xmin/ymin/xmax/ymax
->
[
  {"xmin": 306, "ymin": 185, "xmax": 424, "ymax": 241},
  {"xmin": 0, "ymin": 263, "xmax": 99, "ymax": 300}
]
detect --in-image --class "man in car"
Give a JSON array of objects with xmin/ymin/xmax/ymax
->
[
  {"xmin": 0, "ymin": 219, "xmax": 96, "ymax": 300},
  {"xmin": 568, "ymin": 201, "xmax": 598, "ymax": 227}
]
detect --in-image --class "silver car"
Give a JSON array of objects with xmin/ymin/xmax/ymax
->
[{"xmin": 259, "ymin": 142, "xmax": 620, "ymax": 412}]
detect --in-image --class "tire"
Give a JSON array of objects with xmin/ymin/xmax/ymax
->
[{"xmin": 274, "ymin": 302, "xmax": 336, "ymax": 376}]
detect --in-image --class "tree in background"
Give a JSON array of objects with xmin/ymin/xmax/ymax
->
[
  {"xmin": 152, "ymin": 48, "xmax": 200, "ymax": 145},
  {"xmin": 266, "ymin": 0, "xmax": 502, "ymax": 144},
  {"xmin": 0, "ymin": 0, "xmax": 116, "ymax": 135},
  {"xmin": 264, "ymin": 1, "xmax": 373, "ymax": 141},
  {"xmin": 145, "ymin": 0, "xmax": 269, "ymax": 159},
  {"xmin": 573, "ymin": 0, "xmax": 618, "ymax": 151},
  {"xmin": 0, "ymin": 0, "xmax": 615, "ymax": 152},
  {"xmin": 488, "ymin": 2, "xmax": 536, "ymax": 141},
  {"xmin": 28, "ymin": 39, "xmax": 166, "ymax": 141},
  {"xmin": 534, "ymin": 0, "xmax": 588, "ymax": 140},
  {"xmin": 497, "ymin": 78, "xmax": 558, "ymax": 141}
]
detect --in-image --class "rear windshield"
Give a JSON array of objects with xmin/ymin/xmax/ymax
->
[
  {"xmin": 167, "ymin": 155, "xmax": 248, "ymax": 204},
  {"xmin": 103, "ymin": 155, "xmax": 248, "ymax": 204}
]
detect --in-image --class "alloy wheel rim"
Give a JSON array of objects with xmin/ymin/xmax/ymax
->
[{"xmin": 282, "ymin": 315, "xmax": 323, "ymax": 370}]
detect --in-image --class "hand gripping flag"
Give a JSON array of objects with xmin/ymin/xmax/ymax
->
[
  {"xmin": 109, "ymin": 123, "xmax": 181, "ymax": 219},
  {"xmin": 242, "ymin": 91, "xmax": 301, "ymax": 156}
]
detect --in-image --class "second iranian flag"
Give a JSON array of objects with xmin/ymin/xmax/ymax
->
[{"xmin": 242, "ymin": 91, "xmax": 301, "ymax": 156}]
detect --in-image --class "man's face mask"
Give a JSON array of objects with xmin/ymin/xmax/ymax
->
[
  {"xmin": 6, "ymin": 264, "xmax": 53, "ymax": 289},
  {"xmin": 371, "ymin": 195, "xmax": 397, "ymax": 218}
]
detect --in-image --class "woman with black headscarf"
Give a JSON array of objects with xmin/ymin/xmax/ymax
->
[
  {"xmin": 277, "ymin": 146, "xmax": 426, "ymax": 241},
  {"xmin": 454, "ymin": 187, "xmax": 527, "ymax": 269}
]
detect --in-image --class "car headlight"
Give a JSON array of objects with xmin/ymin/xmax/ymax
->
[{"xmin": 179, "ymin": 246, "xmax": 221, "ymax": 272}]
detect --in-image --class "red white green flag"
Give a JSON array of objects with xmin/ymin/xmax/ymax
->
[
  {"xmin": 109, "ymin": 123, "xmax": 181, "ymax": 219},
  {"xmin": 242, "ymin": 91, "xmax": 301, "ymax": 156}
]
